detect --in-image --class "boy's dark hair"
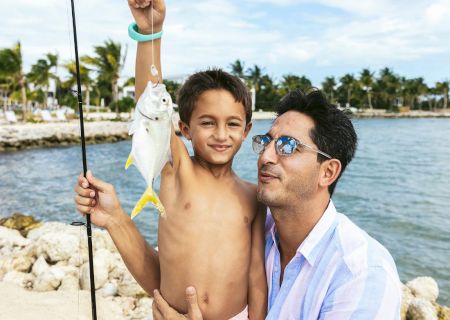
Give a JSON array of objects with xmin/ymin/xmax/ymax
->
[
  {"xmin": 177, "ymin": 69, "xmax": 252, "ymax": 124},
  {"xmin": 275, "ymin": 88, "xmax": 357, "ymax": 196}
]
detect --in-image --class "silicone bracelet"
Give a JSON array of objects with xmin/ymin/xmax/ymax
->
[{"xmin": 128, "ymin": 22, "xmax": 163, "ymax": 42}]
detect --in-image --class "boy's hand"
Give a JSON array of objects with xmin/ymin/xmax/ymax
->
[
  {"xmin": 128, "ymin": 0, "xmax": 166, "ymax": 34},
  {"xmin": 152, "ymin": 287, "xmax": 203, "ymax": 320},
  {"xmin": 74, "ymin": 170, "xmax": 123, "ymax": 229}
]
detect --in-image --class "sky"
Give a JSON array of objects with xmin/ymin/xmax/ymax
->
[{"xmin": 1, "ymin": 0, "xmax": 450, "ymax": 87}]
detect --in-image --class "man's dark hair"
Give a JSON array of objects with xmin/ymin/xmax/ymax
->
[
  {"xmin": 177, "ymin": 68, "xmax": 252, "ymax": 125},
  {"xmin": 275, "ymin": 88, "xmax": 357, "ymax": 196}
]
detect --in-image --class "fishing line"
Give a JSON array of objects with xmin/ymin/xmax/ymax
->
[{"xmin": 150, "ymin": 0, "xmax": 160, "ymax": 84}]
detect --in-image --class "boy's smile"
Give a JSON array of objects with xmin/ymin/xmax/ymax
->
[{"xmin": 181, "ymin": 89, "xmax": 252, "ymax": 166}]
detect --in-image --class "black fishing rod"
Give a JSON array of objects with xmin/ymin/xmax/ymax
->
[{"xmin": 69, "ymin": 0, "xmax": 97, "ymax": 318}]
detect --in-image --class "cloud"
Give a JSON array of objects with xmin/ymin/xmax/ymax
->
[{"xmin": 1, "ymin": 0, "xmax": 449, "ymax": 84}]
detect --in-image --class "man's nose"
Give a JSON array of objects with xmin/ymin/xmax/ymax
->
[{"xmin": 259, "ymin": 139, "xmax": 278, "ymax": 165}]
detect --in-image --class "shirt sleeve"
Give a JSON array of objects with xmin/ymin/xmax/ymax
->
[{"xmin": 319, "ymin": 265, "xmax": 401, "ymax": 320}]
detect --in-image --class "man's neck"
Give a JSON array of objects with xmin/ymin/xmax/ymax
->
[{"xmin": 271, "ymin": 193, "xmax": 330, "ymax": 263}]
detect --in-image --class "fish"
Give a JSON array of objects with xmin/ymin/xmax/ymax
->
[{"xmin": 125, "ymin": 81, "xmax": 173, "ymax": 218}]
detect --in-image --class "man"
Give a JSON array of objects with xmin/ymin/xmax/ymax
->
[{"xmin": 152, "ymin": 89, "xmax": 402, "ymax": 319}]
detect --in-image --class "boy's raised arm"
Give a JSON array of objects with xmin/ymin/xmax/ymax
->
[{"xmin": 130, "ymin": 0, "xmax": 189, "ymax": 169}]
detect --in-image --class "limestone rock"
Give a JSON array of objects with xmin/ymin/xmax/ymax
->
[
  {"xmin": 34, "ymin": 266, "xmax": 66, "ymax": 291},
  {"xmin": 401, "ymin": 283, "xmax": 415, "ymax": 319},
  {"xmin": 31, "ymin": 255, "xmax": 49, "ymax": 276},
  {"xmin": 407, "ymin": 276, "xmax": 439, "ymax": 302},
  {"xmin": 0, "ymin": 226, "xmax": 31, "ymax": 247},
  {"xmin": 117, "ymin": 271, "xmax": 148, "ymax": 298},
  {"xmin": 101, "ymin": 280, "xmax": 118, "ymax": 297},
  {"xmin": 407, "ymin": 298, "xmax": 438, "ymax": 320},
  {"xmin": 80, "ymin": 258, "xmax": 109, "ymax": 290},
  {"xmin": 2, "ymin": 270, "xmax": 35, "ymax": 289},
  {"xmin": 0, "ymin": 213, "xmax": 42, "ymax": 236},
  {"xmin": 58, "ymin": 274, "xmax": 80, "ymax": 291},
  {"xmin": 132, "ymin": 297, "xmax": 153, "ymax": 319}
]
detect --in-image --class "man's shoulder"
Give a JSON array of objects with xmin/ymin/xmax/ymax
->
[{"xmin": 333, "ymin": 212, "xmax": 398, "ymax": 277}]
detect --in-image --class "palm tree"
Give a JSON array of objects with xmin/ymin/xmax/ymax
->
[
  {"xmin": 27, "ymin": 56, "xmax": 56, "ymax": 109},
  {"xmin": 229, "ymin": 59, "xmax": 246, "ymax": 79},
  {"xmin": 435, "ymin": 81, "xmax": 449, "ymax": 109},
  {"xmin": 339, "ymin": 74, "xmax": 357, "ymax": 105},
  {"xmin": 321, "ymin": 76, "xmax": 336, "ymax": 104},
  {"xmin": 279, "ymin": 74, "xmax": 311, "ymax": 96},
  {"xmin": 359, "ymin": 69, "xmax": 374, "ymax": 110},
  {"xmin": 83, "ymin": 40, "xmax": 127, "ymax": 114},
  {"xmin": 63, "ymin": 59, "xmax": 93, "ymax": 108},
  {"xmin": 0, "ymin": 42, "xmax": 27, "ymax": 119},
  {"xmin": 246, "ymin": 64, "xmax": 263, "ymax": 94}
]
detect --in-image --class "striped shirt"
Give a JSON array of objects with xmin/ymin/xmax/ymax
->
[{"xmin": 264, "ymin": 201, "xmax": 402, "ymax": 320}]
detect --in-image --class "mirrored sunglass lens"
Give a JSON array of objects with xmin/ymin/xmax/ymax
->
[
  {"xmin": 276, "ymin": 136, "xmax": 296, "ymax": 155},
  {"xmin": 252, "ymin": 135, "xmax": 266, "ymax": 154}
]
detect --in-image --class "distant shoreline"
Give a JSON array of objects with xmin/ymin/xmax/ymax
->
[{"xmin": 1, "ymin": 111, "xmax": 449, "ymax": 152}]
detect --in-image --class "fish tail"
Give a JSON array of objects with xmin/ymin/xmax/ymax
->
[
  {"xmin": 130, "ymin": 186, "xmax": 166, "ymax": 219},
  {"xmin": 125, "ymin": 154, "xmax": 134, "ymax": 170}
]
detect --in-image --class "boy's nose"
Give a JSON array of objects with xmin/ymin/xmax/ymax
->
[{"xmin": 214, "ymin": 125, "xmax": 227, "ymax": 141}]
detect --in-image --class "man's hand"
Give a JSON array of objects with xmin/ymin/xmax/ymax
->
[
  {"xmin": 152, "ymin": 287, "xmax": 203, "ymax": 320},
  {"xmin": 128, "ymin": 0, "xmax": 166, "ymax": 34},
  {"xmin": 74, "ymin": 170, "xmax": 123, "ymax": 229}
]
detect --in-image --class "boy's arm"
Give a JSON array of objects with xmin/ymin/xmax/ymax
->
[
  {"xmin": 248, "ymin": 203, "xmax": 268, "ymax": 320},
  {"xmin": 130, "ymin": 0, "xmax": 189, "ymax": 169}
]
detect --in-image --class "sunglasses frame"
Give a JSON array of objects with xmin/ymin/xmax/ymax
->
[{"xmin": 252, "ymin": 134, "xmax": 332, "ymax": 159}]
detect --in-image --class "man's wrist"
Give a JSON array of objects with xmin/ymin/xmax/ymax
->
[{"xmin": 105, "ymin": 207, "xmax": 129, "ymax": 233}]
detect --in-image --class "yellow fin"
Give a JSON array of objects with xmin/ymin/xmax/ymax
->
[
  {"xmin": 131, "ymin": 186, "xmax": 166, "ymax": 219},
  {"xmin": 125, "ymin": 154, "xmax": 134, "ymax": 169}
]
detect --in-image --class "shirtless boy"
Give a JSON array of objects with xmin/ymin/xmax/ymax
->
[{"xmin": 74, "ymin": 0, "xmax": 266, "ymax": 319}]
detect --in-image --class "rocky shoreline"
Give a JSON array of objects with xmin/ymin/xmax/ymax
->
[
  {"xmin": 0, "ymin": 121, "xmax": 131, "ymax": 152},
  {"xmin": 0, "ymin": 213, "xmax": 448, "ymax": 320}
]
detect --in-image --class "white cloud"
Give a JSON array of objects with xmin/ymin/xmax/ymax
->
[{"xmin": 1, "ymin": 0, "xmax": 449, "ymax": 84}]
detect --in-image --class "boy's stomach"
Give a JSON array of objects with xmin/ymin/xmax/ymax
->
[{"xmin": 158, "ymin": 218, "xmax": 252, "ymax": 319}]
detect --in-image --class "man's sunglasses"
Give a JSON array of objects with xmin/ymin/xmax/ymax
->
[{"xmin": 252, "ymin": 134, "xmax": 332, "ymax": 159}]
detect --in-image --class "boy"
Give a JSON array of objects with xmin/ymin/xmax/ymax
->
[{"xmin": 74, "ymin": 0, "xmax": 267, "ymax": 318}]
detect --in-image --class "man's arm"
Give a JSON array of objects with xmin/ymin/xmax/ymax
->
[
  {"xmin": 319, "ymin": 266, "xmax": 401, "ymax": 319},
  {"xmin": 248, "ymin": 203, "xmax": 268, "ymax": 320}
]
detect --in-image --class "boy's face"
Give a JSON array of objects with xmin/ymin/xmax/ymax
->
[{"xmin": 180, "ymin": 89, "xmax": 252, "ymax": 165}]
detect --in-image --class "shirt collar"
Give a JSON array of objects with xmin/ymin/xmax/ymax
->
[{"xmin": 269, "ymin": 200, "xmax": 338, "ymax": 266}]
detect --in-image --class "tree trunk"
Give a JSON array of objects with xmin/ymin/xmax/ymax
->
[
  {"xmin": 444, "ymin": 90, "xmax": 448, "ymax": 109},
  {"xmin": 86, "ymin": 84, "xmax": 91, "ymax": 109},
  {"xmin": 112, "ymin": 80, "xmax": 119, "ymax": 115},
  {"xmin": 368, "ymin": 92, "xmax": 373, "ymax": 110},
  {"xmin": 20, "ymin": 76, "xmax": 27, "ymax": 121},
  {"xmin": 44, "ymin": 86, "xmax": 48, "ymax": 109}
]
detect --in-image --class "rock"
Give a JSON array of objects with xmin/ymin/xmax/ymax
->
[
  {"xmin": 407, "ymin": 277, "xmax": 439, "ymax": 302},
  {"xmin": 58, "ymin": 274, "xmax": 80, "ymax": 291},
  {"xmin": 34, "ymin": 266, "xmax": 66, "ymax": 291},
  {"xmin": 0, "ymin": 213, "xmax": 42, "ymax": 236},
  {"xmin": 131, "ymin": 297, "xmax": 153, "ymax": 319},
  {"xmin": 117, "ymin": 271, "xmax": 148, "ymax": 298},
  {"xmin": 101, "ymin": 281, "xmax": 118, "ymax": 297},
  {"xmin": 0, "ymin": 226, "xmax": 31, "ymax": 247},
  {"xmin": 407, "ymin": 298, "xmax": 438, "ymax": 320},
  {"xmin": 111, "ymin": 296, "xmax": 137, "ymax": 317},
  {"xmin": 401, "ymin": 283, "xmax": 415, "ymax": 319},
  {"xmin": 2, "ymin": 270, "xmax": 35, "ymax": 290},
  {"xmin": 80, "ymin": 258, "xmax": 109, "ymax": 290},
  {"xmin": 31, "ymin": 255, "xmax": 49, "ymax": 276}
]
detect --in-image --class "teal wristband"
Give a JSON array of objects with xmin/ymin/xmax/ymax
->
[{"xmin": 128, "ymin": 22, "xmax": 163, "ymax": 42}]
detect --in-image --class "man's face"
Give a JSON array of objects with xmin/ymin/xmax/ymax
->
[
  {"xmin": 181, "ymin": 89, "xmax": 251, "ymax": 165},
  {"xmin": 257, "ymin": 111, "xmax": 323, "ymax": 207}
]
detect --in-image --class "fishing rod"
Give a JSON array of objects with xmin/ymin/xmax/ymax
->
[{"xmin": 69, "ymin": 0, "xmax": 97, "ymax": 318}]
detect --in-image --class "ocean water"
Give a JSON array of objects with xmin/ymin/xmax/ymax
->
[{"xmin": 1, "ymin": 118, "xmax": 449, "ymax": 305}]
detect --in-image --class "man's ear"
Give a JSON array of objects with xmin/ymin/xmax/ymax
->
[
  {"xmin": 179, "ymin": 120, "xmax": 191, "ymax": 140},
  {"xmin": 242, "ymin": 121, "xmax": 253, "ymax": 140},
  {"xmin": 319, "ymin": 159, "xmax": 342, "ymax": 189}
]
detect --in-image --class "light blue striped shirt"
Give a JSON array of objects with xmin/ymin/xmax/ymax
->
[{"xmin": 264, "ymin": 201, "xmax": 401, "ymax": 319}]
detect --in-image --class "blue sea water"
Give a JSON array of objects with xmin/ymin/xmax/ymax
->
[{"xmin": 0, "ymin": 118, "xmax": 449, "ymax": 305}]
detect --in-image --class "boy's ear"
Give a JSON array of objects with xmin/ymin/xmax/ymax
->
[
  {"xmin": 178, "ymin": 120, "xmax": 191, "ymax": 140},
  {"xmin": 242, "ymin": 122, "xmax": 253, "ymax": 140}
]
